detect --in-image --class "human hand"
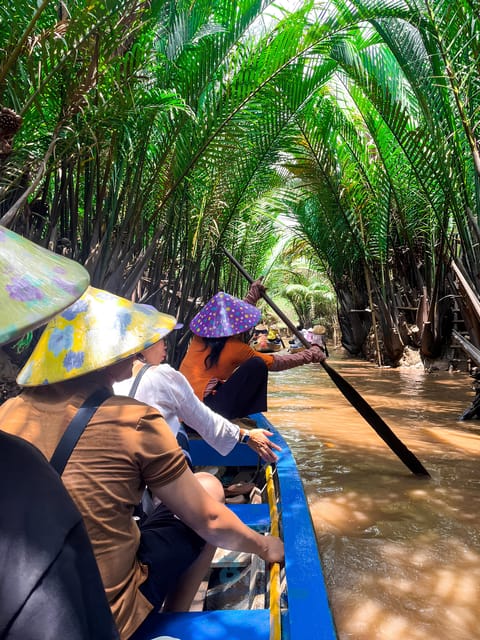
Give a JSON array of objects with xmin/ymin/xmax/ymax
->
[
  {"xmin": 308, "ymin": 345, "xmax": 327, "ymax": 363},
  {"xmin": 260, "ymin": 535, "xmax": 285, "ymax": 564},
  {"xmin": 244, "ymin": 277, "xmax": 267, "ymax": 305},
  {"xmin": 247, "ymin": 429, "xmax": 281, "ymax": 463}
]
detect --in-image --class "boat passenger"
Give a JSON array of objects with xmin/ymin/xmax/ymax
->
[
  {"xmin": 179, "ymin": 282, "xmax": 326, "ymax": 420},
  {"xmin": 266, "ymin": 325, "xmax": 279, "ymax": 342},
  {"xmin": 113, "ymin": 335, "xmax": 281, "ymax": 464},
  {"xmin": 288, "ymin": 323, "xmax": 306, "ymax": 351},
  {"xmin": 267, "ymin": 324, "xmax": 285, "ymax": 350},
  {"xmin": 310, "ymin": 324, "xmax": 329, "ymax": 356},
  {"xmin": 251, "ymin": 331, "xmax": 270, "ymax": 351},
  {"xmin": 0, "ymin": 286, "xmax": 284, "ymax": 640},
  {"xmin": 288, "ymin": 340, "xmax": 303, "ymax": 352},
  {"xmin": 252, "ymin": 323, "xmax": 268, "ymax": 338},
  {"xmin": 249, "ymin": 322, "xmax": 270, "ymax": 351},
  {"xmin": 0, "ymin": 226, "xmax": 117, "ymax": 639},
  {"xmin": 303, "ymin": 327, "xmax": 314, "ymax": 344}
]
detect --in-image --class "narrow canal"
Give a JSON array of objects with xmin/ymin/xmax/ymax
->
[{"xmin": 267, "ymin": 355, "xmax": 480, "ymax": 640}]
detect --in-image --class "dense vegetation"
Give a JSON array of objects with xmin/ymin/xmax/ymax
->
[{"xmin": 1, "ymin": 0, "xmax": 479, "ymax": 367}]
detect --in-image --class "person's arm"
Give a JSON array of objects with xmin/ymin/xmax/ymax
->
[
  {"xmin": 171, "ymin": 368, "xmax": 240, "ymax": 455},
  {"xmin": 243, "ymin": 278, "xmax": 266, "ymax": 306},
  {"xmin": 237, "ymin": 426, "xmax": 281, "ymax": 463},
  {"xmin": 270, "ymin": 345, "xmax": 326, "ymax": 371},
  {"xmin": 151, "ymin": 468, "xmax": 284, "ymax": 564},
  {"xmin": 172, "ymin": 368, "xmax": 281, "ymax": 462}
]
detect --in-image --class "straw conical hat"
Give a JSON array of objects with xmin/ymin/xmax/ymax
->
[
  {"xmin": 17, "ymin": 286, "xmax": 178, "ymax": 386},
  {"xmin": 0, "ymin": 225, "xmax": 89, "ymax": 346},
  {"xmin": 190, "ymin": 292, "xmax": 261, "ymax": 338},
  {"xmin": 313, "ymin": 324, "xmax": 326, "ymax": 335}
]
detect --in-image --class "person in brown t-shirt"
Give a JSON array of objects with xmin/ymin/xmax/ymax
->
[
  {"xmin": 0, "ymin": 226, "xmax": 117, "ymax": 639},
  {"xmin": 0, "ymin": 286, "xmax": 284, "ymax": 640}
]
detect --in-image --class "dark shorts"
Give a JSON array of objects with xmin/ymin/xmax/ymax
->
[{"xmin": 136, "ymin": 503, "xmax": 205, "ymax": 609}]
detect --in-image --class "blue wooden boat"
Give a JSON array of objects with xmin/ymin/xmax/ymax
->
[{"xmin": 134, "ymin": 413, "xmax": 337, "ymax": 640}]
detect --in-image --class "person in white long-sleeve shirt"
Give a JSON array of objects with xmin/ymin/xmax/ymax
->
[{"xmin": 113, "ymin": 338, "xmax": 280, "ymax": 463}]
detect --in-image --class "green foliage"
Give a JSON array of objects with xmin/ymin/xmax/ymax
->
[{"xmin": 1, "ymin": 0, "xmax": 480, "ymax": 363}]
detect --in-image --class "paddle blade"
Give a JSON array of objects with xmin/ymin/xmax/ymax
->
[{"xmin": 321, "ymin": 362, "xmax": 430, "ymax": 477}]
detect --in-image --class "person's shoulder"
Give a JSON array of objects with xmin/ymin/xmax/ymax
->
[
  {"xmin": 103, "ymin": 394, "xmax": 162, "ymax": 421},
  {"xmin": 100, "ymin": 395, "xmax": 172, "ymax": 440},
  {"xmin": 0, "ymin": 392, "xmax": 24, "ymax": 413},
  {"xmin": 0, "ymin": 431, "xmax": 81, "ymax": 521},
  {"xmin": 152, "ymin": 362, "xmax": 176, "ymax": 377},
  {"xmin": 112, "ymin": 377, "xmax": 133, "ymax": 396},
  {"xmin": 155, "ymin": 364, "xmax": 193, "ymax": 393},
  {"xmin": 228, "ymin": 336, "xmax": 249, "ymax": 346},
  {"xmin": 1, "ymin": 430, "xmax": 49, "ymax": 467},
  {"xmin": 228, "ymin": 336, "xmax": 257, "ymax": 354}
]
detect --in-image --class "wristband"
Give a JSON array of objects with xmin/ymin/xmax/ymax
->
[{"xmin": 239, "ymin": 430, "xmax": 250, "ymax": 444}]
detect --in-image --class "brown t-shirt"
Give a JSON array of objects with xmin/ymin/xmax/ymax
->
[
  {"xmin": 179, "ymin": 335, "xmax": 275, "ymax": 400},
  {"xmin": 0, "ymin": 379, "xmax": 187, "ymax": 640}
]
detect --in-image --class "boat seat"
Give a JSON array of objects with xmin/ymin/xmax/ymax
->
[
  {"xmin": 228, "ymin": 502, "xmax": 270, "ymax": 531},
  {"xmin": 132, "ymin": 610, "xmax": 270, "ymax": 640},
  {"xmin": 190, "ymin": 438, "xmax": 261, "ymax": 466},
  {"xmin": 131, "ymin": 505, "xmax": 272, "ymax": 640}
]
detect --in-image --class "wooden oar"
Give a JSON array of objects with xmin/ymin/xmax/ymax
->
[{"xmin": 223, "ymin": 247, "xmax": 430, "ymax": 477}]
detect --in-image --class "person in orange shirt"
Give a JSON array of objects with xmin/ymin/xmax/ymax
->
[
  {"xmin": 0, "ymin": 285, "xmax": 284, "ymax": 640},
  {"xmin": 179, "ymin": 282, "xmax": 326, "ymax": 422}
]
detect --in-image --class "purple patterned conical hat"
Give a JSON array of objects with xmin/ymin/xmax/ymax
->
[{"xmin": 190, "ymin": 292, "xmax": 261, "ymax": 338}]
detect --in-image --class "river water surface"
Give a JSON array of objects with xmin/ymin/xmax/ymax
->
[{"xmin": 266, "ymin": 353, "xmax": 480, "ymax": 640}]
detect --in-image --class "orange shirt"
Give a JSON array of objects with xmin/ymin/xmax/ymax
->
[
  {"xmin": 179, "ymin": 335, "xmax": 275, "ymax": 400},
  {"xmin": 0, "ymin": 380, "xmax": 186, "ymax": 640}
]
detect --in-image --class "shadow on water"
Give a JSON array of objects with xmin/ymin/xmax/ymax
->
[{"xmin": 266, "ymin": 353, "xmax": 480, "ymax": 640}]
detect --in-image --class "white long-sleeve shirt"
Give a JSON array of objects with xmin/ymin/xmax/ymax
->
[{"xmin": 113, "ymin": 363, "xmax": 240, "ymax": 456}]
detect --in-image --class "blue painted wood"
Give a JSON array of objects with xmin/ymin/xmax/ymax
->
[
  {"xmin": 132, "ymin": 609, "xmax": 270, "ymax": 640},
  {"xmin": 190, "ymin": 437, "xmax": 260, "ymax": 466},
  {"xmin": 134, "ymin": 414, "xmax": 337, "ymax": 640},
  {"xmin": 228, "ymin": 503, "xmax": 270, "ymax": 531},
  {"xmin": 251, "ymin": 413, "xmax": 338, "ymax": 640}
]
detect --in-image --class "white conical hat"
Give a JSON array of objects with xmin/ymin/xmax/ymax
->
[{"xmin": 313, "ymin": 324, "xmax": 326, "ymax": 335}]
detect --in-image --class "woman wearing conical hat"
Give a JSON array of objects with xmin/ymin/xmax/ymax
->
[
  {"xmin": 310, "ymin": 325, "xmax": 328, "ymax": 356},
  {"xmin": 114, "ymin": 328, "xmax": 281, "ymax": 466},
  {"xmin": 0, "ymin": 226, "xmax": 117, "ymax": 639},
  {"xmin": 0, "ymin": 284, "xmax": 284, "ymax": 640},
  {"xmin": 179, "ymin": 281, "xmax": 326, "ymax": 423}
]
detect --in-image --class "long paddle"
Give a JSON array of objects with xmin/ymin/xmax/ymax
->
[{"xmin": 223, "ymin": 247, "xmax": 430, "ymax": 477}]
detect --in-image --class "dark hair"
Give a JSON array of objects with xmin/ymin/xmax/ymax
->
[{"xmin": 202, "ymin": 336, "xmax": 228, "ymax": 369}]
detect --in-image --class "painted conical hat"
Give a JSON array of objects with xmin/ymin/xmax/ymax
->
[
  {"xmin": 190, "ymin": 292, "xmax": 261, "ymax": 338},
  {"xmin": 17, "ymin": 286, "xmax": 178, "ymax": 386},
  {"xmin": 0, "ymin": 225, "xmax": 89, "ymax": 346}
]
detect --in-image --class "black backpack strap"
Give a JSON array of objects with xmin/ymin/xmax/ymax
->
[
  {"xmin": 50, "ymin": 387, "xmax": 112, "ymax": 476},
  {"xmin": 127, "ymin": 364, "xmax": 152, "ymax": 398}
]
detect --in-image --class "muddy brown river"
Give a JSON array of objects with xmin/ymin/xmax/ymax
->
[{"xmin": 266, "ymin": 354, "xmax": 480, "ymax": 640}]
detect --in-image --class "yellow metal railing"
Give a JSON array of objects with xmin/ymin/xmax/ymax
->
[{"xmin": 265, "ymin": 464, "xmax": 281, "ymax": 640}]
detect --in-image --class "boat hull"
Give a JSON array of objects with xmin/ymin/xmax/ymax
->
[
  {"xmin": 250, "ymin": 340, "xmax": 283, "ymax": 353},
  {"xmin": 133, "ymin": 413, "xmax": 337, "ymax": 640}
]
